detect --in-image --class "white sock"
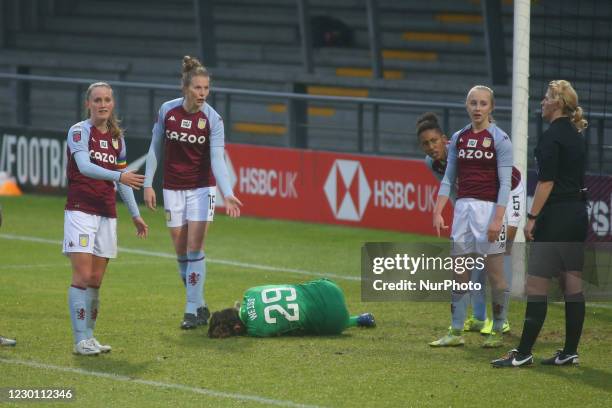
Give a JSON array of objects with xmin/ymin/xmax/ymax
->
[
  {"xmin": 86, "ymin": 286, "xmax": 100, "ymax": 339},
  {"xmin": 185, "ymin": 250, "xmax": 205, "ymax": 315},
  {"xmin": 68, "ymin": 285, "xmax": 88, "ymax": 344},
  {"xmin": 177, "ymin": 254, "xmax": 188, "ymax": 286}
]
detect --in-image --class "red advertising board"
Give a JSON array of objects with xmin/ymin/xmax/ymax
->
[
  {"xmin": 223, "ymin": 144, "xmax": 453, "ymax": 237},
  {"xmin": 222, "ymin": 144, "xmax": 312, "ymax": 220}
]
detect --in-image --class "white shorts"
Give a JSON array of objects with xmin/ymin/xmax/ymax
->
[
  {"xmin": 63, "ymin": 210, "xmax": 117, "ymax": 258},
  {"xmin": 506, "ymin": 180, "xmax": 525, "ymax": 228},
  {"xmin": 450, "ymin": 198, "xmax": 506, "ymax": 256},
  {"xmin": 163, "ymin": 187, "xmax": 216, "ymax": 228}
]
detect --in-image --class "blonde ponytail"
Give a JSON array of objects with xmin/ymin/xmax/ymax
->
[
  {"xmin": 107, "ymin": 112, "xmax": 123, "ymax": 139},
  {"xmin": 571, "ymin": 106, "xmax": 588, "ymax": 133}
]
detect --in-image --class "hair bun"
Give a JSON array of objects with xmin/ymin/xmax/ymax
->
[
  {"xmin": 416, "ymin": 112, "xmax": 439, "ymax": 126},
  {"xmin": 182, "ymin": 55, "xmax": 203, "ymax": 73}
]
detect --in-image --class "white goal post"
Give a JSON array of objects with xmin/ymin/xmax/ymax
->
[{"xmin": 511, "ymin": 0, "xmax": 531, "ymax": 297}]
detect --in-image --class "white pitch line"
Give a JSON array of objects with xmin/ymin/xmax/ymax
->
[
  {"xmin": 0, "ymin": 233, "xmax": 359, "ymax": 281},
  {"xmin": 0, "ymin": 259, "xmax": 165, "ymax": 270},
  {"xmin": 583, "ymin": 303, "xmax": 612, "ymax": 309},
  {"xmin": 0, "ymin": 233, "xmax": 60, "ymax": 246},
  {"xmin": 0, "ymin": 262, "xmax": 70, "ymax": 270},
  {"xmin": 0, "ymin": 358, "xmax": 322, "ymax": 408}
]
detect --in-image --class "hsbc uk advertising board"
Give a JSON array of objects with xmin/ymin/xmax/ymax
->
[
  {"xmin": 224, "ymin": 144, "xmax": 453, "ymax": 237},
  {"xmin": 4, "ymin": 127, "xmax": 611, "ymax": 240}
]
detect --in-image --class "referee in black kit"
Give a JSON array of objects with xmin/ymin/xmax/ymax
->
[{"xmin": 493, "ymin": 80, "xmax": 589, "ymax": 368}]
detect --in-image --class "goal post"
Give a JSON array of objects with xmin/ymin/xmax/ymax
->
[{"xmin": 510, "ymin": 0, "xmax": 531, "ymax": 297}]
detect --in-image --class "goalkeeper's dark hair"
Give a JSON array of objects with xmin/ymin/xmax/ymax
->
[
  {"xmin": 416, "ymin": 112, "xmax": 444, "ymax": 140},
  {"xmin": 208, "ymin": 308, "xmax": 246, "ymax": 339}
]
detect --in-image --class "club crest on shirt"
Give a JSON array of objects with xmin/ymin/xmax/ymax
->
[
  {"xmin": 197, "ymin": 118, "xmax": 207, "ymax": 130},
  {"xmin": 181, "ymin": 119, "xmax": 192, "ymax": 129},
  {"xmin": 467, "ymin": 139, "xmax": 477, "ymax": 148},
  {"xmin": 112, "ymin": 138, "xmax": 119, "ymax": 150},
  {"xmin": 100, "ymin": 140, "xmax": 108, "ymax": 149},
  {"xmin": 79, "ymin": 234, "xmax": 89, "ymax": 247},
  {"xmin": 73, "ymin": 131, "xmax": 81, "ymax": 142},
  {"xmin": 482, "ymin": 137, "xmax": 492, "ymax": 148}
]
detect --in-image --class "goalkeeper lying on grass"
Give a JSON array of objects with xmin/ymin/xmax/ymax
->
[{"xmin": 208, "ymin": 279, "xmax": 376, "ymax": 338}]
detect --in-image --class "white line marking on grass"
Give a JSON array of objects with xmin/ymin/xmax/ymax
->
[
  {"xmin": 0, "ymin": 233, "xmax": 359, "ymax": 281},
  {"xmin": 0, "ymin": 260, "xmax": 165, "ymax": 270},
  {"xmin": 0, "ymin": 358, "xmax": 322, "ymax": 408},
  {"xmin": 123, "ymin": 247, "xmax": 359, "ymax": 281},
  {"xmin": 0, "ymin": 234, "xmax": 59, "ymax": 245},
  {"xmin": 550, "ymin": 301, "xmax": 612, "ymax": 310},
  {"xmin": 0, "ymin": 263, "xmax": 69, "ymax": 269},
  {"xmin": 586, "ymin": 303, "xmax": 612, "ymax": 309}
]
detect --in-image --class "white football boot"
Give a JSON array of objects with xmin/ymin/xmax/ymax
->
[
  {"xmin": 0, "ymin": 335, "xmax": 16, "ymax": 347},
  {"xmin": 73, "ymin": 338, "xmax": 100, "ymax": 356},
  {"xmin": 90, "ymin": 338, "xmax": 111, "ymax": 353}
]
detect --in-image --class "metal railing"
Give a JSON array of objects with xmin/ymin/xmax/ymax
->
[
  {"xmin": 0, "ymin": 72, "xmax": 511, "ymax": 144},
  {"xmin": 0, "ymin": 72, "xmax": 610, "ymax": 171}
]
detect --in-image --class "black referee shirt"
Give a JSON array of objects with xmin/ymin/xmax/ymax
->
[{"xmin": 534, "ymin": 116, "xmax": 586, "ymax": 203}]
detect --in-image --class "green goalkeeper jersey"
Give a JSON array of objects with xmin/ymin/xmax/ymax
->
[{"xmin": 238, "ymin": 279, "xmax": 350, "ymax": 337}]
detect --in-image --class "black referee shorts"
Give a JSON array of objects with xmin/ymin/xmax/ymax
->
[{"xmin": 528, "ymin": 201, "xmax": 588, "ymax": 278}]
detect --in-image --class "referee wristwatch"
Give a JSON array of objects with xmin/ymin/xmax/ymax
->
[{"xmin": 527, "ymin": 212, "xmax": 538, "ymax": 220}]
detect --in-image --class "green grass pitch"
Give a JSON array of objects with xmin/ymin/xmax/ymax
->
[{"xmin": 0, "ymin": 195, "xmax": 611, "ymax": 407}]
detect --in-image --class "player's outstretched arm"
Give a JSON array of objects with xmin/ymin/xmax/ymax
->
[
  {"xmin": 132, "ymin": 216, "xmax": 148, "ymax": 239},
  {"xmin": 433, "ymin": 196, "xmax": 449, "ymax": 237},
  {"xmin": 224, "ymin": 195, "xmax": 243, "ymax": 218},
  {"xmin": 74, "ymin": 151, "xmax": 122, "ymax": 182},
  {"xmin": 143, "ymin": 108, "xmax": 165, "ymax": 209},
  {"xmin": 144, "ymin": 187, "xmax": 156, "ymax": 211},
  {"xmin": 210, "ymin": 145, "xmax": 243, "ymax": 217},
  {"xmin": 118, "ymin": 171, "xmax": 145, "ymax": 190}
]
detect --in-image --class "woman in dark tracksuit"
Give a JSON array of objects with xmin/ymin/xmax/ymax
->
[{"xmin": 493, "ymin": 80, "xmax": 589, "ymax": 367}]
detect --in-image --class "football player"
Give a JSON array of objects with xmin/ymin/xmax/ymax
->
[
  {"xmin": 208, "ymin": 279, "xmax": 375, "ymax": 338},
  {"xmin": 144, "ymin": 56, "xmax": 242, "ymax": 330}
]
